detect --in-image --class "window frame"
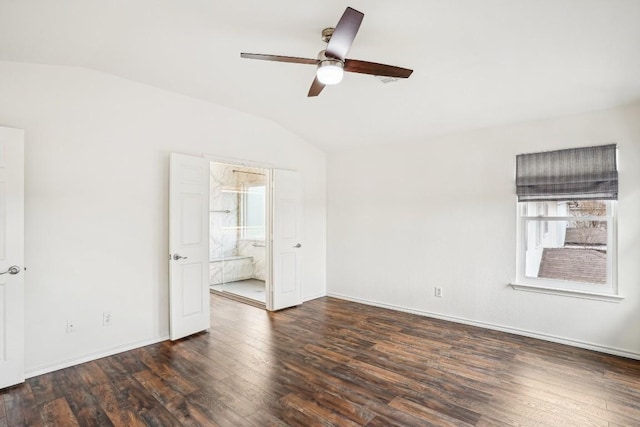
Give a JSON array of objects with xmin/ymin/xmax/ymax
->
[
  {"xmin": 240, "ymin": 183, "xmax": 266, "ymax": 241},
  {"xmin": 514, "ymin": 199, "xmax": 621, "ymax": 301}
]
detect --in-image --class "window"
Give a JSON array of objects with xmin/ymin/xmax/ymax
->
[
  {"xmin": 241, "ymin": 184, "xmax": 266, "ymax": 240},
  {"xmin": 518, "ymin": 200, "xmax": 615, "ymax": 293},
  {"xmin": 514, "ymin": 144, "xmax": 620, "ymax": 299}
]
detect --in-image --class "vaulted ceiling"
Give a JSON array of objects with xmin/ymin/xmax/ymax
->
[{"xmin": 1, "ymin": 0, "xmax": 639, "ymax": 151}]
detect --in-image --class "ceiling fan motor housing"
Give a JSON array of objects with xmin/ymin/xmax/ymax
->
[{"xmin": 316, "ymin": 50, "xmax": 344, "ymax": 85}]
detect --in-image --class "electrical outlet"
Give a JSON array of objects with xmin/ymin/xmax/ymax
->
[
  {"xmin": 66, "ymin": 320, "xmax": 76, "ymax": 333},
  {"xmin": 434, "ymin": 287, "xmax": 442, "ymax": 298},
  {"xmin": 103, "ymin": 312, "xmax": 112, "ymax": 326}
]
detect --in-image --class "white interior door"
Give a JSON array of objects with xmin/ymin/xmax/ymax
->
[
  {"xmin": 270, "ymin": 169, "xmax": 303, "ymax": 311},
  {"xmin": 0, "ymin": 127, "xmax": 25, "ymax": 389},
  {"xmin": 169, "ymin": 153, "xmax": 210, "ymax": 340}
]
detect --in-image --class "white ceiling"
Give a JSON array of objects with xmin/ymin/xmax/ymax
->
[{"xmin": 1, "ymin": 0, "xmax": 639, "ymax": 151}]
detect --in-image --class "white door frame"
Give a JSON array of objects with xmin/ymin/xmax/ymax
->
[{"xmin": 204, "ymin": 155, "xmax": 302, "ymax": 311}]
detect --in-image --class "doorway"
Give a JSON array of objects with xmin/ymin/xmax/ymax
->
[
  {"xmin": 208, "ymin": 162, "xmax": 269, "ymax": 307},
  {"xmin": 169, "ymin": 154, "xmax": 302, "ymax": 338}
]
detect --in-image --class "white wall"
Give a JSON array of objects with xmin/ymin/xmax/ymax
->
[
  {"xmin": 327, "ymin": 101, "xmax": 640, "ymax": 358},
  {"xmin": 0, "ymin": 61, "xmax": 326, "ymax": 374}
]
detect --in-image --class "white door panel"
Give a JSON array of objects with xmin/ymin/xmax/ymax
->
[
  {"xmin": 169, "ymin": 153, "xmax": 210, "ymax": 340},
  {"xmin": 271, "ymin": 169, "xmax": 302, "ymax": 311},
  {"xmin": 0, "ymin": 127, "xmax": 24, "ymax": 389}
]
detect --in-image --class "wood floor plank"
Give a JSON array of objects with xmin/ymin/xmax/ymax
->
[
  {"xmin": 1, "ymin": 294, "xmax": 639, "ymax": 426},
  {"xmin": 39, "ymin": 397, "xmax": 79, "ymax": 427},
  {"xmin": 89, "ymin": 382, "xmax": 147, "ymax": 427},
  {"xmin": 280, "ymin": 393, "xmax": 361, "ymax": 427},
  {"xmin": 2, "ymin": 390, "xmax": 23, "ymax": 426},
  {"xmin": 27, "ymin": 374, "xmax": 58, "ymax": 406},
  {"xmin": 300, "ymin": 388, "xmax": 376, "ymax": 425},
  {"xmin": 389, "ymin": 396, "xmax": 475, "ymax": 427},
  {"xmin": 75, "ymin": 361, "xmax": 110, "ymax": 388},
  {"xmin": 165, "ymin": 343, "xmax": 231, "ymax": 381},
  {"xmin": 49, "ymin": 367, "xmax": 84, "ymax": 398},
  {"xmin": 137, "ymin": 405, "xmax": 182, "ymax": 427},
  {"xmin": 133, "ymin": 370, "xmax": 213, "ymax": 427},
  {"xmin": 3, "ymin": 382, "xmax": 39, "ymax": 427},
  {"xmin": 138, "ymin": 350, "xmax": 200, "ymax": 395},
  {"xmin": 604, "ymin": 399, "xmax": 640, "ymax": 425},
  {"xmin": 64, "ymin": 386, "xmax": 114, "ymax": 427},
  {"xmin": 506, "ymin": 373, "xmax": 608, "ymax": 408},
  {"xmin": 183, "ymin": 388, "xmax": 254, "ymax": 426}
]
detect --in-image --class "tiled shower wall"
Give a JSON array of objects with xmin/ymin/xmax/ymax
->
[
  {"xmin": 210, "ymin": 163, "xmax": 239, "ymax": 261},
  {"xmin": 209, "ymin": 162, "xmax": 267, "ymax": 283}
]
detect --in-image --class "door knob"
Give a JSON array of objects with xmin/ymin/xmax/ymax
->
[
  {"xmin": 0, "ymin": 265, "xmax": 20, "ymax": 275},
  {"xmin": 172, "ymin": 254, "xmax": 188, "ymax": 260},
  {"xmin": 293, "ymin": 243, "xmax": 302, "ymax": 248}
]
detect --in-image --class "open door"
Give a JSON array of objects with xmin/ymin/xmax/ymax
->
[
  {"xmin": 169, "ymin": 153, "xmax": 210, "ymax": 340},
  {"xmin": 0, "ymin": 127, "xmax": 25, "ymax": 388},
  {"xmin": 270, "ymin": 169, "xmax": 303, "ymax": 311}
]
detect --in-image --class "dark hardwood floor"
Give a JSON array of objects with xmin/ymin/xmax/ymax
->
[{"xmin": 2, "ymin": 294, "xmax": 640, "ymax": 426}]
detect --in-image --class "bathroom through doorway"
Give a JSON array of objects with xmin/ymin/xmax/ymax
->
[{"xmin": 209, "ymin": 161, "xmax": 268, "ymax": 307}]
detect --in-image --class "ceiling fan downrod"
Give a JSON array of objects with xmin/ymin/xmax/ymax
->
[{"xmin": 321, "ymin": 28, "xmax": 335, "ymax": 43}]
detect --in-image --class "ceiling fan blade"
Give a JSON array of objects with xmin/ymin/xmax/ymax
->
[
  {"xmin": 344, "ymin": 59, "xmax": 413, "ymax": 78},
  {"xmin": 307, "ymin": 76, "xmax": 326, "ymax": 97},
  {"xmin": 325, "ymin": 7, "xmax": 364, "ymax": 60},
  {"xmin": 241, "ymin": 53, "xmax": 318, "ymax": 65}
]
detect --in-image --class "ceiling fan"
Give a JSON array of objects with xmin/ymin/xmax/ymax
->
[{"xmin": 240, "ymin": 7, "xmax": 413, "ymax": 97}]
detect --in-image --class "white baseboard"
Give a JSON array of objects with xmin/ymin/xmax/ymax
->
[
  {"xmin": 25, "ymin": 292, "xmax": 639, "ymax": 378},
  {"xmin": 25, "ymin": 335, "xmax": 170, "ymax": 378},
  {"xmin": 327, "ymin": 292, "xmax": 640, "ymax": 361},
  {"xmin": 304, "ymin": 292, "xmax": 327, "ymax": 302}
]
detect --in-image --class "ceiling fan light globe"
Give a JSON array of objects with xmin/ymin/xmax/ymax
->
[{"xmin": 316, "ymin": 60, "xmax": 344, "ymax": 85}]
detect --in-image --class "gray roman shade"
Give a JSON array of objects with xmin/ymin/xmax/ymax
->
[{"xmin": 516, "ymin": 144, "xmax": 618, "ymax": 202}]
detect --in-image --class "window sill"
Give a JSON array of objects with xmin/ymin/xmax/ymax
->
[{"xmin": 510, "ymin": 283, "xmax": 625, "ymax": 302}]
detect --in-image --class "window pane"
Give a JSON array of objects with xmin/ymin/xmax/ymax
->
[
  {"xmin": 244, "ymin": 185, "xmax": 265, "ymax": 239},
  {"xmin": 567, "ymin": 200, "xmax": 607, "ymax": 217},
  {"xmin": 523, "ymin": 201, "xmax": 570, "ymax": 217},
  {"xmin": 525, "ymin": 220, "xmax": 607, "ymax": 284},
  {"xmin": 523, "ymin": 200, "xmax": 607, "ymax": 217}
]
